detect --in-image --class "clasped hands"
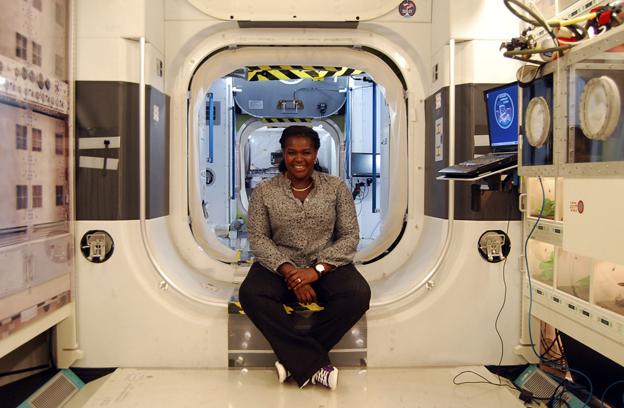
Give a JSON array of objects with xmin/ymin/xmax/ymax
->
[{"xmin": 283, "ymin": 267, "xmax": 318, "ymax": 304}]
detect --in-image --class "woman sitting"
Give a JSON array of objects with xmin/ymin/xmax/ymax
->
[{"xmin": 239, "ymin": 125, "xmax": 371, "ymax": 390}]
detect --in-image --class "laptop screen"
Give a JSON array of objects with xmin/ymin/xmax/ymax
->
[{"xmin": 484, "ymin": 82, "xmax": 519, "ymax": 151}]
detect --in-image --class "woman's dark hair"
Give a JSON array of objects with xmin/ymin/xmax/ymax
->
[
  {"xmin": 278, "ymin": 125, "xmax": 320, "ymax": 150},
  {"xmin": 277, "ymin": 125, "xmax": 325, "ymax": 173}
]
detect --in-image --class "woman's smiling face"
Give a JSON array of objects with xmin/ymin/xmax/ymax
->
[{"xmin": 283, "ymin": 135, "xmax": 318, "ymax": 181}]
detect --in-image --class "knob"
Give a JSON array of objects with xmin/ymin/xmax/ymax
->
[
  {"xmin": 45, "ymin": 79, "xmax": 51, "ymax": 90},
  {"xmin": 37, "ymin": 73, "xmax": 44, "ymax": 89},
  {"xmin": 29, "ymin": 70, "xmax": 35, "ymax": 82},
  {"xmin": 21, "ymin": 67, "xmax": 27, "ymax": 80}
]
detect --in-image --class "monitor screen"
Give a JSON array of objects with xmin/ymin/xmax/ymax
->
[
  {"xmin": 351, "ymin": 153, "xmax": 380, "ymax": 177},
  {"xmin": 484, "ymin": 82, "xmax": 519, "ymax": 150}
]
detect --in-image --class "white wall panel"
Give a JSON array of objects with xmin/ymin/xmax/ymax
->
[
  {"xmin": 77, "ymin": 0, "xmax": 146, "ymax": 40},
  {"xmin": 564, "ymin": 178, "xmax": 624, "ymax": 267},
  {"xmin": 431, "ymin": 40, "xmax": 521, "ymax": 94},
  {"xmin": 368, "ymin": 217, "xmax": 525, "ymax": 366},
  {"xmin": 74, "ymin": 218, "xmax": 228, "ymax": 368},
  {"xmin": 146, "ymin": 0, "xmax": 166, "ymax": 54},
  {"xmin": 76, "ymin": 38, "xmax": 164, "ymax": 90},
  {"xmin": 432, "ymin": 0, "xmax": 520, "ymax": 54},
  {"xmin": 77, "ymin": 0, "xmax": 165, "ymax": 54}
]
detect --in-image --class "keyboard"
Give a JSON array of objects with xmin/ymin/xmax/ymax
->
[{"xmin": 438, "ymin": 153, "xmax": 517, "ymax": 178}]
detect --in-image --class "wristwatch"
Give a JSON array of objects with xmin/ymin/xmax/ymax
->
[{"xmin": 314, "ymin": 263, "xmax": 326, "ymax": 277}]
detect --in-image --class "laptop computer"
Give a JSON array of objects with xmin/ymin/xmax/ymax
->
[{"xmin": 438, "ymin": 82, "xmax": 519, "ymax": 178}]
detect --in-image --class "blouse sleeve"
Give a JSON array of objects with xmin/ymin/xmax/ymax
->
[
  {"xmin": 247, "ymin": 184, "xmax": 293, "ymax": 274},
  {"xmin": 316, "ymin": 181, "xmax": 360, "ymax": 267}
]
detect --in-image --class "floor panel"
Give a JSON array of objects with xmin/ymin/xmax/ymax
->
[{"xmin": 73, "ymin": 366, "xmax": 524, "ymax": 407}]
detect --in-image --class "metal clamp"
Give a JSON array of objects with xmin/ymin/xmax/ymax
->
[
  {"xmin": 80, "ymin": 230, "xmax": 114, "ymax": 263},
  {"xmin": 478, "ymin": 230, "xmax": 510, "ymax": 263}
]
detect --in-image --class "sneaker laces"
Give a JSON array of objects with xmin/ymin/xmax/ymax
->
[
  {"xmin": 314, "ymin": 369, "xmax": 330, "ymax": 386},
  {"xmin": 312, "ymin": 365, "xmax": 336, "ymax": 388}
]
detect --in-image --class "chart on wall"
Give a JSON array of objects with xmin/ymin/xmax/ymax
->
[{"xmin": 0, "ymin": 0, "xmax": 72, "ymax": 339}]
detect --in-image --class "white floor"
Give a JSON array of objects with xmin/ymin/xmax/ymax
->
[{"xmin": 67, "ymin": 366, "xmax": 526, "ymax": 408}]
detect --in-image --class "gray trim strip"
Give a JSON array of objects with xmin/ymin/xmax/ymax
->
[{"xmin": 76, "ymin": 81, "xmax": 170, "ymax": 221}]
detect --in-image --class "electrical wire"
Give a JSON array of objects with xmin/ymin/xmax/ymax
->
[
  {"xmin": 548, "ymin": 13, "xmax": 597, "ymax": 27},
  {"xmin": 524, "ymin": 176, "xmax": 594, "ymax": 407},
  {"xmin": 454, "ymin": 195, "xmax": 513, "ymax": 389},
  {"xmin": 540, "ymin": 333, "xmax": 564, "ymax": 361},
  {"xmin": 452, "ymin": 369, "xmax": 518, "ymax": 391},
  {"xmin": 600, "ymin": 379, "xmax": 624, "ymax": 408},
  {"xmin": 547, "ymin": 374, "xmax": 571, "ymax": 407},
  {"xmin": 494, "ymin": 201, "xmax": 514, "ymax": 384},
  {"xmin": 507, "ymin": 55, "xmax": 549, "ymax": 66},
  {"xmin": 503, "ymin": 0, "xmax": 560, "ymax": 50},
  {"xmin": 503, "ymin": 43, "xmax": 574, "ymax": 57},
  {"xmin": 502, "ymin": 0, "xmax": 600, "ymax": 70},
  {"xmin": 452, "ymin": 369, "xmax": 564, "ymax": 402},
  {"xmin": 501, "ymin": 0, "xmax": 594, "ymax": 68},
  {"xmin": 539, "ymin": 328, "xmax": 565, "ymax": 361},
  {"xmin": 554, "ymin": 329, "xmax": 566, "ymax": 362}
]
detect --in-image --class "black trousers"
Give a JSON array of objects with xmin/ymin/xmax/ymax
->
[{"xmin": 239, "ymin": 262, "xmax": 371, "ymax": 386}]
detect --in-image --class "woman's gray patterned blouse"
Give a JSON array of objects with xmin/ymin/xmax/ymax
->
[{"xmin": 248, "ymin": 171, "xmax": 360, "ymax": 274}]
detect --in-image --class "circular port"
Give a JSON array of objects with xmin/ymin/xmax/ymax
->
[
  {"xmin": 524, "ymin": 96, "xmax": 551, "ymax": 148},
  {"xmin": 579, "ymin": 76, "xmax": 621, "ymax": 141}
]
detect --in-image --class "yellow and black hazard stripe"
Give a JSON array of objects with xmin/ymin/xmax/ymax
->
[
  {"xmin": 229, "ymin": 301, "xmax": 246, "ymax": 315},
  {"xmin": 247, "ymin": 65, "xmax": 363, "ymax": 81},
  {"xmin": 228, "ymin": 300, "xmax": 325, "ymax": 315},
  {"xmin": 283, "ymin": 302, "xmax": 325, "ymax": 314},
  {"xmin": 260, "ymin": 118, "xmax": 313, "ymax": 124}
]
